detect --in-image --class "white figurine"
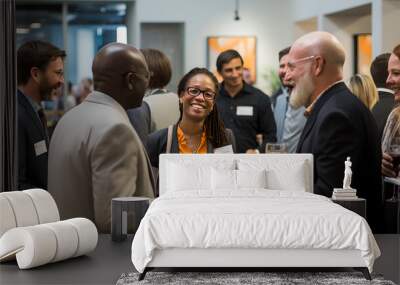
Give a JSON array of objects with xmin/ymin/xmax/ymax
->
[{"xmin": 343, "ymin": 157, "xmax": 352, "ymax": 189}]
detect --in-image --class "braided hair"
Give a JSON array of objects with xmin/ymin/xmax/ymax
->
[{"xmin": 177, "ymin": 67, "xmax": 228, "ymax": 148}]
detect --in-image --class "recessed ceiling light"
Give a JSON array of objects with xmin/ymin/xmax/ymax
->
[
  {"xmin": 16, "ymin": 28, "xmax": 30, "ymax": 34},
  {"xmin": 30, "ymin": 23, "xmax": 41, "ymax": 29}
]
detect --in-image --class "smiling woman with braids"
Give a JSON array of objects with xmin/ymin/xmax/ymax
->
[{"xmin": 146, "ymin": 67, "xmax": 236, "ymax": 178}]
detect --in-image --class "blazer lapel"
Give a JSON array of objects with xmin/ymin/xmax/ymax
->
[
  {"xmin": 297, "ymin": 114, "xmax": 316, "ymax": 152},
  {"xmin": 296, "ymin": 82, "xmax": 345, "ymax": 152},
  {"xmin": 17, "ymin": 91, "xmax": 47, "ymax": 140}
]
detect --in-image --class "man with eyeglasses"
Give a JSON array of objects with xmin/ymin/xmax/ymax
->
[
  {"xmin": 16, "ymin": 40, "xmax": 66, "ymax": 190},
  {"xmin": 216, "ymin": 49, "xmax": 276, "ymax": 153},
  {"xmin": 48, "ymin": 43, "xmax": 155, "ymax": 233},
  {"xmin": 285, "ymin": 31, "xmax": 381, "ymax": 232},
  {"xmin": 273, "ymin": 46, "xmax": 306, "ymax": 153}
]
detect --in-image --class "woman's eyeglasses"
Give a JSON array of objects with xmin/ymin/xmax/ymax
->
[{"xmin": 186, "ymin": 87, "xmax": 216, "ymax": 100}]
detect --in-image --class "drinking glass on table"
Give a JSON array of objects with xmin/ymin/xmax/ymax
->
[{"xmin": 265, "ymin": 143, "xmax": 287, "ymax": 153}]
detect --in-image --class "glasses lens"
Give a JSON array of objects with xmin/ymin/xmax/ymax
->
[
  {"xmin": 187, "ymin": 87, "xmax": 200, "ymax": 96},
  {"xmin": 204, "ymin": 92, "xmax": 215, "ymax": 100}
]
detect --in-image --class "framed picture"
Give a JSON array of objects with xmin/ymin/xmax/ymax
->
[
  {"xmin": 353, "ymin": 33, "xmax": 372, "ymax": 75},
  {"xmin": 207, "ymin": 36, "xmax": 256, "ymax": 83}
]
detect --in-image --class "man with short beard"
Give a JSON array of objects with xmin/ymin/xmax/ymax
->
[
  {"xmin": 285, "ymin": 31, "xmax": 382, "ymax": 232},
  {"xmin": 273, "ymin": 46, "xmax": 306, "ymax": 153},
  {"xmin": 17, "ymin": 40, "xmax": 66, "ymax": 190}
]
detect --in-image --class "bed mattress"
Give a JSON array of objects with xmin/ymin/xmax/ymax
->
[{"xmin": 131, "ymin": 190, "xmax": 380, "ymax": 273}]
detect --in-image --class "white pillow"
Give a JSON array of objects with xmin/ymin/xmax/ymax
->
[
  {"xmin": 237, "ymin": 169, "xmax": 267, "ymax": 188},
  {"xmin": 211, "ymin": 168, "xmax": 236, "ymax": 190},
  {"xmin": 167, "ymin": 162, "xmax": 211, "ymax": 191},
  {"xmin": 265, "ymin": 164, "xmax": 307, "ymax": 191},
  {"xmin": 211, "ymin": 169, "xmax": 267, "ymax": 190},
  {"xmin": 237, "ymin": 158, "xmax": 308, "ymax": 192}
]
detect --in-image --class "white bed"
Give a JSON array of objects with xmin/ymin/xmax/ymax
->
[{"xmin": 131, "ymin": 154, "xmax": 380, "ymax": 280}]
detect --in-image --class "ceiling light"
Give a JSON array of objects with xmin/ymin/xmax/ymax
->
[
  {"xmin": 30, "ymin": 23, "xmax": 41, "ymax": 29},
  {"xmin": 16, "ymin": 28, "xmax": 30, "ymax": 34},
  {"xmin": 234, "ymin": 0, "xmax": 240, "ymax": 21}
]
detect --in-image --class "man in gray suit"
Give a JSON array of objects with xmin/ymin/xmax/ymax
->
[{"xmin": 48, "ymin": 43, "xmax": 154, "ymax": 233}]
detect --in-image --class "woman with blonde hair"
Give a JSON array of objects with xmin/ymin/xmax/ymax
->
[{"xmin": 348, "ymin": 73, "xmax": 379, "ymax": 110}]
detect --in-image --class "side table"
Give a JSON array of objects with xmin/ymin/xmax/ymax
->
[
  {"xmin": 111, "ymin": 197, "xmax": 150, "ymax": 242},
  {"xmin": 331, "ymin": 198, "xmax": 366, "ymax": 219}
]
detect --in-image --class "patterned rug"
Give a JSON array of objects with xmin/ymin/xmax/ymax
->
[{"xmin": 116, "ymin": 271, "xmax": 396, "ymax": 285}]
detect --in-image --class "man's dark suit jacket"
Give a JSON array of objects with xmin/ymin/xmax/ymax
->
[
  {"xmin": 371, "ymin": 90, "xmax": 395, "ymax": 140},
  {"xmin": 297, "ymin": 82, "xmax": 382, "ymax": 231},
  {"xmin": 17, "ymin": 90, "xmax": 48, "ymax": 190},
  {"xmin": 127, "ymin": 101, "xmax": 152, "ymax": 145}
]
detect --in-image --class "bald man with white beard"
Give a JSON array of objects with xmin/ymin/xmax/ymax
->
[{"xmin": 285, "ymin": 31, "xmax": 382, "ymax": 232}]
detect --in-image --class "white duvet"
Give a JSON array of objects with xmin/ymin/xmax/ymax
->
[{"xmin": 131, "ymin": 190, "xmax": 380, "ymax": 273}]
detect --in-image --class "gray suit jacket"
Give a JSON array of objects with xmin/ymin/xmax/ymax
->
[{"xmin": 48, "ymin": 91, "xmax": 154, "ymax": 233}]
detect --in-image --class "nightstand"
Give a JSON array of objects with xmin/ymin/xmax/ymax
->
[
  {"xmin": 331, "ymin": 198, "xmax": 366, "ymax": 218},
  {"xmin": 111, "ymin": 197, "xmax": 150, "ymax": 242}
]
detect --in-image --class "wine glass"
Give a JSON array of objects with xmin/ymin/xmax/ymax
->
[
  {"xmin": 388, "ymin": 137, "xmax": 400, "ymax": 177},
  {"xmin": 385, "ymin": 136, "xmax": 400, "ymax": 202},
  {"xmin": 265, "ymin": 143, "xmax": 287, "ymax": 153}
]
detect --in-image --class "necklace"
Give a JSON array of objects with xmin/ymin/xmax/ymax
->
[
  {"xmin": 184, "ymin": 133, "xmax": 201, "ymax": 153},
  {"xmin": 178, "ymin": 123, "xmax": 203, "ymax": 153}
]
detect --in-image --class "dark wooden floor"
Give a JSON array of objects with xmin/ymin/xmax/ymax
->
[{"xmin": 0, "ymin": 235, "xmax": 398, "ymax": 284}]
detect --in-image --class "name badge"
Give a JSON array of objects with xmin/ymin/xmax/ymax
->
[
  {"xmin": 34, "ymin": 140, "xmax": 47, "ymax": 156},
  {"xmin": 236, "ymin": 106, "xmax": 253, "ymax": 116},
  {"xmin": 214, "ymin": 144, "xmax": 234, "ymax": 154}
]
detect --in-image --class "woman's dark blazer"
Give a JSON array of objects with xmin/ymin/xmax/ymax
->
[{"xmin": 146, "ymin": 124, "xmax": 236, "ymax": 168}]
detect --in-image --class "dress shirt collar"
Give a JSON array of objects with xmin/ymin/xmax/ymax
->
[
  {"xmin": 304, "ymin": 80, "xmax": 343, "ymax": 117},
  {"xmin": 220, "ymin": 81, "xmax": 252, "ymax": 98}
]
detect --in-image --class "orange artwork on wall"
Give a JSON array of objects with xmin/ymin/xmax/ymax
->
[
  {"xmin": 354, "ymin": 34, "xmax": 372, "ymax": 75},
  {"xmin": 207, "ymin": 36, "xmax": 256, "ymax": 83}
]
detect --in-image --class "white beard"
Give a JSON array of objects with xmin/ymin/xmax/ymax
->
[{"xmin": 289, "ymin": 72, "xmax": 314, "ymax": 109}]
